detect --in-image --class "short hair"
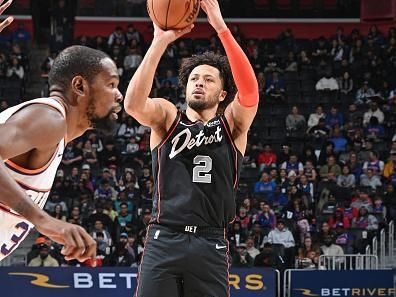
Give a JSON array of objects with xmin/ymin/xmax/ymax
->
[
  {"xmin": 48, "ymin": 45, "xmax": 109, "ymax": 90},
  {"xmin": 178, "ymin": 51, "xmax": 236, "ymax": 112}
]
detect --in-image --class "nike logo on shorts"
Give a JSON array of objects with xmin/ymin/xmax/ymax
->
[{"xmin": 215, "ymin": 244, "xmax": 227, "ymax": 249}]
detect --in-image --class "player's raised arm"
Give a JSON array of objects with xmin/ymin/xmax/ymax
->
[
  {"xmin": 201, "ymin": 0, "xmax": 259, "ymax": 134},
  {"xmin": 124, "ymin": 23, "xmax": 193, "ymax": 130},
  {"xmin": 0, "ymin": 0, "xmax": 13, "ymax": 33},
  {"xmin": 0, "ymin": 106, "xmax": 96, "ymax": 263}
]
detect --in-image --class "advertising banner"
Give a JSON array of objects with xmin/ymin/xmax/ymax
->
[
  {"xmin": 0, "ymin": 267, "xmax": 277, "ymax": 297},
  {"xmin": 290, "ymin": 269, "xmax": 395, "ymax": 297}
]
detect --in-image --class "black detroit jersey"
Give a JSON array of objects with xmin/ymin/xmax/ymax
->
[{"xmin": 150, "ymin": 111, "xmax": 243, "ymax": 228}]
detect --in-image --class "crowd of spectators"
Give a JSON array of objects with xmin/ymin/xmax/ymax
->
[
  {"xmin": 0, "ymin": 23, "xmax": 31, "ymax": 110},
  {"xmin": 1, "ymin": 19, "xmax": 394, "ymax": 269}
]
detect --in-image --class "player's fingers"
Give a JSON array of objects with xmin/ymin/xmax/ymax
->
[
  {"xmin": 60, "ymin": 229, "xmax": 78, "ymax": 257},
  {"xmin": 69, "ymin": 228, "xmax": 87, "ymax": 260},
  {"xmin": 78, "ymin": 229, "xmax": 97, "ymax": 264},
  {"xmin": 0, "ymin": 0, "xmax": 12, "ymax": 14},
  {"xmin": 178, "ymin": 24, "xmax": 194, "ymax": 36},
  {"xmin": 0, "ymin": 16, "xmax": 12, "ymax": 32}
]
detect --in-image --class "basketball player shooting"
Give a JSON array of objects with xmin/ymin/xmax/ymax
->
[
  {"xmin": 124, "ymin": 0, "xmax": 259, "ymax": 296},
  {"xmin": 0, "ymin": 1, "xmax": 123, "ymax": 263}
]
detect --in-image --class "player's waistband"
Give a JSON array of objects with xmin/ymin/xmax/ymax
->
[{"xmin": 152, "ymin": 223, "xmax": 225, "ymax": 237}]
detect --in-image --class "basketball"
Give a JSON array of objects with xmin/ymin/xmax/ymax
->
[{"xmin": 147, "ymin": 0, "xmax": 200, "ymax": 30}]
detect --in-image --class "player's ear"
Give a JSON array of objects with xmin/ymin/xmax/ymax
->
[
  {"xmin": 71, "ymin": 76, "xmax": 89, "ymax": 98},
  {"xmin": 219, "ymin": 90, "xmax": 227, "ymax": 102}
]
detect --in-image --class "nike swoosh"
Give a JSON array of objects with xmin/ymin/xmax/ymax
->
[{"xmin": 216, "ymin": 244, "xmax": 227, "ymax": 249}]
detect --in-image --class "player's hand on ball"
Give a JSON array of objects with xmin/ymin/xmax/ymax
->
[
  {"xmin": 0, "ymin": 0, "xmax": 13, "ymax": 33},
  {"xmin": 153, "ymin": 22, "xmax": 194, "ymax": 45},
  {"xmin": 200, "ymin": 0, "xmax": 227, "ymax": 33},
  {"xmin": 35, "ymin": 216, "xmax": 97, "ymax": 265}
]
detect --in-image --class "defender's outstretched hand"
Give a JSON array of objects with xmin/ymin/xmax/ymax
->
[
  {"xmin": 200, "ymin": 0, "xmax": 227, "ymax": 33},
  {"xmin": 0, "ymin": 0, "xmax": 13, "ymax": 33}
]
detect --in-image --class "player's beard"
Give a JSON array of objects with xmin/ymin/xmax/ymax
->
[
  {"xmin": 87, "ymin": 102, "xmax": 117, "ymax": 136},
  {"xmin": 187, "ymin": 91, "xmax": 220, "ymax": 111}
]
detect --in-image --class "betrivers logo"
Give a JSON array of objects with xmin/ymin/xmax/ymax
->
[
  {"xmin": 9, "ymin": 272, "xmax": 138, "ymax": 289},
  {"xmin": 294, "ymin": 287, "xmax": 396, "ymax": 296}
]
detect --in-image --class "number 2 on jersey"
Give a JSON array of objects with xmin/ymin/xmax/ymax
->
[{"xmin": 192, "ymin": 155, "xmax": 212, "ymax": 183}]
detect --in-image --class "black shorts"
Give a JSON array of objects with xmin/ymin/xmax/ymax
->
[{"xmin": 134, "ymin": 224, "xmax": 230, "ymax": 297}]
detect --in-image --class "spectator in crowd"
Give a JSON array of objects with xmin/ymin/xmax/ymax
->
[
  {"xmin": 245, "ymin": 237, "xmax": 260, "ymax": 261},
  {"xmin": 319, "ymin": 155, "xmax": 341, "ymax": 180},
  {"xmin": 338, "ymin": 71, "xmax": 353, "ymax": 96},
  {"xmin": 285, "ymin": 106, "xmax": 306, "ymax": 136},
  {"xmin": 337, "ymin": 165, "xmax": 356, "ymax": 189},
  {"xmin": 360, "ymin": 168, "xmax": 382, "ymax": 190},
  {"xmin": 355, "ymin": 81, "xmax": 375, "ymax": 105},
  {"xmin": 325, "ymin": 106, "xmax": 344, "ymax": 129},
  {"xmin": 108, "ymin": 26, "xmax": 125, "ymax": 48},
  {"xmin": 254, "ymin": 172, "xmax": 276, "ymax": 199},
  {"xmin": 232, "ymin": 243, "xmax": 254, "ymax": 267},
  {"xmin": 28, "ymin": 244, "xmax": 60, "ymax": 267},
  {"xmin": 352, "ymin": 206, "xmax": 378, "ymax": 231},
  {"xmin": 256, "ymin": 144, "xmax": 277, "ymax": 172},
  {"xmin": 281, "ymin": 153, "xmax": 304, "ymax": 176},
  {"xmin": 363, "ymin": 102, "xmax": 384, "ymax": 126},
  {"xmin": 6, "ymin": 56, "xmax": 24, "ymax": 80},
  {"xmin": 315, "ymin": 71, "xmax": 339, "ymax": 91},
  {"xmin": 307, "ymin": 105, "xmax": 326, "ymax": 129},
  {"xmin": 267, "ymin": 220, "xmax": 295, "ymax": 266}
]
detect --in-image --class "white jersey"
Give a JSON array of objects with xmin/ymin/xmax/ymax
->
[{"xmin": 0, "ymin": 98, "xmax": 66, "ymax": 261}]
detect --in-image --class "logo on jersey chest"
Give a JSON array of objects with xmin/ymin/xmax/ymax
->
[{"xmin": 169, "ymin": 126, "xmax": 223, "ymax": 159}]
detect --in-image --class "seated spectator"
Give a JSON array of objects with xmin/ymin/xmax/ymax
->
[
  {"xmin": 267, "ymin": 220, "xmax": 295, "ymax": 268},
  {"xmin": 94, "ymin": 179, "xmax": 118, "ymax": 201},
  {"xmin": 383, "ymin": 152, "xmax": 396, "ymax": 185},
  {"xmin": 269, "ymin": 185, "xmax": 288, "ymax": 215},
  {"xmin": 328, "ymin": 208, "xmax": 351, "ymax": 230},
  {"xmin": 319, "ymin": 155, "xmax": 342, "ymax": 180},
  {"xmin": 245, "ymin": 237, "xmax": 260, "ymax": 261},
  {"xmin": 338, "ymin": 71, "xmax": 353, "ymax": 96},
  {"xmin": 108, "ymin": 26, "xmax": 125, "ymax": 48},
  {"xmin": 303, "ymin": 160, "xmax": 318, "ymax": 183},
  {"xmin": 45, "ymin": 191, "xmax": 68, "ymax": 214},
  {"xmin": 51, "ymin": 203, "xmax": 67, "ymax": 221},
  {"xmin": 28, "ymin": 244, "xmax": 59, "ymax": 267},
  {"xmin": 320, "ymin": 235, "xmax": 345, "ymax": 268},
  {"xmin": 362, "ymin": 151, "xmax": 384, "ymax": 177},
  {"xmin": 383, "ymin": 184, "xmax": 396, "ymax": 221},
  {"xmin": 6, "ymin": 56, "xmax": 24, "ymax": 80},
  {"xmin": 297, "ymin": 175, "xmax": 314, "ymax": 200},
  {"xmin": 228, "ymin": 221, "xmax": 247, "ymax": 250},
  {"xmin": 372, "ymin": 196, "xmax": 387, "ymax": 226},
  {"xmin": 360, "ymin": 168, "xmax": 382, "ymax": 190},
  {"xmin": 352, "ymin": 207, "xmax": 378, "ymax": 231},
  {"xmin": 355, "ymin": 81, "xmax": 375, "ymax": 105},
  {"xmin": 315, "ymin": 71, "xmax": 339, "ymax": 91},
  {"xmin": 254, "ymin": 172, "xmax": 276, "ymax": 199},
  {"xmin": 249, "ymin": 223, "xmax": 266, "ymax": 249},
  {"xmin": 114, "ymin": 202, "xmax": 134, "ymax": 234},
  {"xmin": 363, "ymin": 102, "xmax": 384, "ymax": 126},
  {"xmin": 325, "ymin": 106, "xmax": 344, "ymax": 129},
  {"xmin": 265, "ymin": 71, "xmax": 285, "ymax": 100},
  {"xmin": 351, "ymin": 189, "xmax": 373, "ymax": 213},
  {"xmin": 256, "ymin": 144, "xmax": 277, "ymax": 172},
  {"xmin": 106, "ymin": 242, "xmax": 134, "ymax": 267},
  {"xmin": 255, "ymin": 203, "xmax": 276, "ymax": 235},
  {"xmin": 307, "ymin": 105, "xmax": 326, "ymax": 129},
  {"xmin": 285, "ymin": 106, "xmax": 306, "ymax": 136},
  {"xmin": 365, "ymin": 116, "xmax": 385, "ymax": 141},
  {"xmin": 232, "ymin": 243, "xmax": 253, "ymax": 267},
  {"xmin": 235, "ymin": 207, "xmax": 252, "ymax": 234},
  {"xmin": 337, "ymin": 165, "xmax": 356, "ymax": 189},
  {"xmin": 281, "ymin": 153, "xmax": 304, "ymax": 176},
  {"xmin": 307, "ymin": 118, "xmax": 330, "ymax": 149},
  {"xmin": 329, "ymin": 126, "xmax": 347, "ymax": 153},
  {"xmin": 316, "ymin": 222, "xmax": 336, "ymax": 245}
]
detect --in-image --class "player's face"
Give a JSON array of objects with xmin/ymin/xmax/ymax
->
[
  {"xmin": 86, "ymin": 57, "xmax": 123, "ymax": 135},
  {"xmin": 186, "ymin": 64, "xmax": 225, "ymax": 111}
]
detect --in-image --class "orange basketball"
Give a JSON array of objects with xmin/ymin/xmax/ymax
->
[{"xmin": 147, "ymin": 0, "xmax": 200, "ymax": 30}]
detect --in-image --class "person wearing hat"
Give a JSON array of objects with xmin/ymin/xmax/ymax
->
[
  {"xmin": 232, "ymin": 242, "xmax": 253, "ymax": 267},
  {"xmin": 28, "ymin": 243, "xmax": 60, "ymax": 267}
]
